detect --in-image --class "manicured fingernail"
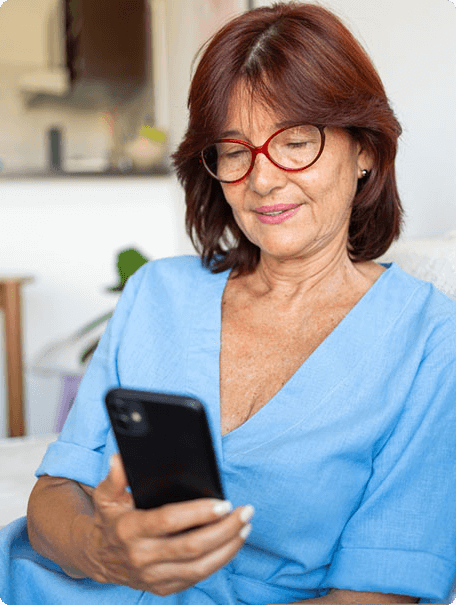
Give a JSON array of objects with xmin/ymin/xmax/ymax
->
[
  {"xmin": 240, "ymin": 504, "xmax": 255, "ymax": 523},
  {"xmin": 213, "ymin": 500, "xmax": 233, "ymax": 516},
  {"xmin": 240, "ymin": 523, "xmax": 252, "ymax": 540}
]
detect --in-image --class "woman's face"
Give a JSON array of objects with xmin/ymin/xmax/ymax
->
[{"xmin": 220, "ymin": 89, "xmax": 372, "ymax": 265}]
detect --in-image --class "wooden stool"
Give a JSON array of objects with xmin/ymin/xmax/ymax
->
[{"xmin": 0, "ymin": 277, "xmax": 33, "ymax": 437}]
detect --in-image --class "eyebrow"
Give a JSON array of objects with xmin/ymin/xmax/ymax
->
[{"xmin": 220, "ymin": 120, "xmax": 298, "ymax": 139}]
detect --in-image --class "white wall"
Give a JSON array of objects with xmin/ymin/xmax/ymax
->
[
  {"xmin": 1, "ymin": 0, "xmax": 455, "ymax": 437},
  {"xmin": 253, "ymin": 0, "xmax": 456, "ymax": 238},
  {"xmin": 165, "ymin": 0, "xmax": 246, "ymax": 153},
  {"xmin": 0, "ymin": 175, "xmax": 195, "ymax": 437}
]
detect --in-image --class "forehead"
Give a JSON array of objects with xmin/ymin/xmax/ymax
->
[{"xmin": 222, "ymin": 82, "xmax": 283, "ymax": 135}]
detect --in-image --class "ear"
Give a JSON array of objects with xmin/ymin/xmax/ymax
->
[{"xmin": 357, "ymin": 144, "xmax": 374, "ymax": 179}]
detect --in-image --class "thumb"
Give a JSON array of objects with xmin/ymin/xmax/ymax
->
[{"xmin": 96, "ymin": 453, "xmax": 134, "ymax": 510}]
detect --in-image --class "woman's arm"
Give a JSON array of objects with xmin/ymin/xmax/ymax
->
[
  {"xmin": 27, "ymin": 454, "xmax": 253, "ymax": 595},
  {"xmin": 269, "ymin": 589, "xmax": 419, "ymax": 604},
  {"xmin": 27, "ymin": 475, "xmax": 97, "ymax": 578}
]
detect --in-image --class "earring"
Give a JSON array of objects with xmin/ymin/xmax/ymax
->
[{"xmin": 361, "ymin": 169, "xmax": 368, "ymax": 178}]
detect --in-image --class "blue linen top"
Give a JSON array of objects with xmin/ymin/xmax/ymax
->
[{"xmin": 1, "ymin": 256, "xmax": 456, "ymax": 605}]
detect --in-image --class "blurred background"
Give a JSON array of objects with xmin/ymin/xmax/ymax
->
[{"xmin": 0, "ymin": 0, "xmax": 455, "ymax": 437}]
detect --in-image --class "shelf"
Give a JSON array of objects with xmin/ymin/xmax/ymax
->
[{"xmin": 0, "ymin": 166, "xmax": 172, "ymax": 179}]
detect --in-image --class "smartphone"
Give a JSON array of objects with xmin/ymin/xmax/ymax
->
[{"xmin": 105, "ymin": 387, "xmax": 225, "ymax": 509}]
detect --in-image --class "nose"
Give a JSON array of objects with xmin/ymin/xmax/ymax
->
[{"xmin": 248, "ymin": 151, "xmax": 286, "ymax": 196}]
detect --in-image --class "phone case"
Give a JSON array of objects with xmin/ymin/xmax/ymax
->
[{"xmin": 105, "ymin": 388, "xmax": 225, "ymax": 509}]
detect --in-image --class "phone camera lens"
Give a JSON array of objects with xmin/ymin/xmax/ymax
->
[
  {"xmin": 117, "ymin": 417, "xmax": 129, "ymax": 430},
  {"xmin": 131, "ymin": 411, "xmax": 142, "ymax": 423}
]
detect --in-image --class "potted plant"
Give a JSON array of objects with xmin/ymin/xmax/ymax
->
[
  {"xmin": 79, "ymin": 247, "xmax": 149, "ymax": 364},
  {"xmin": 31, "ymin": 247, "xmax": 149, "ymax": 431}
]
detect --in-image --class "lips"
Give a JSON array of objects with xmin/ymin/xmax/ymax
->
[
  {"xmin": 255, "ymin": 203, "xmax": 301, "ymax": 214},
  {"xmin": 254, "ymin": 204, "xmax": 302, "ymax": 225}
]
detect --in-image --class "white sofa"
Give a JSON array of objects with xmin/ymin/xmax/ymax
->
[
  {"xmin": 380, "ymin": 231, "xmax": 456, "ymax": 301},
  {"xmin": 0, "ymin": 433, "xmax": 57, "ymax": 528}
]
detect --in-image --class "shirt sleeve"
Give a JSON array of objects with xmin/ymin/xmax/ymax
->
[
  {"xmin": 324, "ymin": 328, "xmax": 456, "ymax": 603},
  {"xmin": 35, "ymin": 262, "xmax": 150, "ymax": 488}
]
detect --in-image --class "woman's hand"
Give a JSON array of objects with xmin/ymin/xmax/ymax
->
[{"xmin": 80, "ymin": 453, "xmax": 253, "ymax": 596}]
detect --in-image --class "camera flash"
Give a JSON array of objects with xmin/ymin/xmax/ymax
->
[{"xmin": 131, "ymin": 411, "xmax": 142, "ymax": 423}]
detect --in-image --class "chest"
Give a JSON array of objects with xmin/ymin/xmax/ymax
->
[{"xmin": 219, "ymin": 290, "xmax": 350, "ymax": 436}]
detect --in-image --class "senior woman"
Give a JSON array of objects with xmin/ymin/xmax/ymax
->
[{"xmin": 1, "ymin": 3, "xmax": 456, "ymax": 605}]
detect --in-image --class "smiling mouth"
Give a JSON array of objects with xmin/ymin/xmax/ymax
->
[
  {"xmin": 260, "ymin": 210, "xmax": 286, "ymax": 216},
  {"xmin": 254, "ymin": 204, "xmax": 302, "ymax": 225},
  {"xmin": 255, "ymin": 204, "xmax": 301, "ymax": 216}
]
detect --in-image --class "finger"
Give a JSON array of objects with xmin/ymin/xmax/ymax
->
[
  {"xmin": 135, "ymin": 498, "xmax": 235, "ymax": 538},
  {"xmin": 153, "ymin": 506, "xmax": 254, "ymax": 563},
  {"xmin": 142, "ymin": 525, "xmax": 251, "ymax": 590},
  {"xmin": 94, "ymin": 454, "xmax": 134, "ymax": 511}
]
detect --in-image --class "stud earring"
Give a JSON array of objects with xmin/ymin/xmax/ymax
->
[{"xmin": 361, "ymin": 169, "xmax": 368, "ymax": 178}]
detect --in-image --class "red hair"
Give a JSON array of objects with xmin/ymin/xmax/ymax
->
[{"xmin": 173, "ymin": 2, "xmax": 403, "ymax": 275}]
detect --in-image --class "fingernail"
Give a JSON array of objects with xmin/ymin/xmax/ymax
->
[
  {"xmin": 240, "ymin": 523, "xmax": 252, "ymax": 540},
  {"xmin": 240, "ymin": 504, "xmax": 255, "ymax": 523},
  {"xmin": 213, "ymin": 500, "xmax": 233, "ymax": 516}
]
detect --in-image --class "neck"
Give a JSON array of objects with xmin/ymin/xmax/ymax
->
[{"xmin": 248, "ymin": 244, "xmax": 374, "ymax": 301}]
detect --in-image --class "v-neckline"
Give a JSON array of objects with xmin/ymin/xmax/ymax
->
[
  {"xmin": 218, "ymin": 262, "xmax": 393, "ymax": 441},
  {"xmin": 185, "ymin": 261, "xmax": 399, "ymax": 466}
]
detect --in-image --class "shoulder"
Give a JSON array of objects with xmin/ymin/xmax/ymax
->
[
  {"xmin": 121, "ymin": 255, "xmax": 227, "ymax": 316},
  {"xmin": 383, "ymin": 262, "xmax": 456, "ymax": 327},
  {"xmin": 134, "ymin": 255, "xmax": 210, "ymax": 284},
  {"xmin": 127, "ymin": 255, "xmax": 212, "ymax": 296},
  {"xmin": 383, "ymin": 263, "xmax": 456, "ymax": 364}
]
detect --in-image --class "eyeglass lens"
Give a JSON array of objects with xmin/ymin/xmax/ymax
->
[{"xmin": 202, "ymin": 125, "xmax": 322, "ymax": 183}]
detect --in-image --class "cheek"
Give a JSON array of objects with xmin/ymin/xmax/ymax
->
[
  {"xmin": 220, "ymin": 183, "xmax": 235, "ymax": 208},
  {"xmin": 315, "ymin": 159, "xmax": 359, "ymax": 208},
  {"xmin": 221, "ymin": 184, "xmax": 245, "ymax": 217}
]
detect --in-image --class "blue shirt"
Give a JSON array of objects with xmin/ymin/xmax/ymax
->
[{"xmin": 1, "ymin": 257, "xmax": 456, "ymax": 605}]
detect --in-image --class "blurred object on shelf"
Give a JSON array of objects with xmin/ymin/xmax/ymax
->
[
  {"xmin": 102, "ymin": 112, "xmax": 167, "ymax": 172},
  {"xmin": 124, "ymin": 132, "xmax": 167, "ymax": 171},
  {"xmin": 48, "ymin": 127, "xmax": 62, "ymax": 172},
  {"xmin": 139, "ymin": 125, "xmax": 167, "ymax": 144},
  {"xmin": 63, "ymin": 155, "xmax": 110, "ymax": 173}
]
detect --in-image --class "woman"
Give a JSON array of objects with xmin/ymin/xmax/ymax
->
[{"xmin": 1, "ymin": 3, "xmax": 456, "ymax": 604}]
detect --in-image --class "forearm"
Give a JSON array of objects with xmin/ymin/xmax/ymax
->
[
  {"xmin": 269, "ymin": 589, "xmax": 420, "ymax": 604},
  {"xmin": 27, "ymin": 475, "xmax": 97, "ymax": 578}
]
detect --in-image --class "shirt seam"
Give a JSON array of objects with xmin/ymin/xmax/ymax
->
[{"xmin": 334, "ymin": 545, "xmax": 455, "ymax": 565}]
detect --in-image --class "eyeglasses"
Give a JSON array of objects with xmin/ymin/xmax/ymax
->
[{"xmin": 201, "ymin": 124, "xmax": 325, "ymax": 184}]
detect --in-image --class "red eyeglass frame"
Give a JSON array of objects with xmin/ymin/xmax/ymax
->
[{"xmin": 201, "ymin": 124, "xmax": 326, "ymax": 184}]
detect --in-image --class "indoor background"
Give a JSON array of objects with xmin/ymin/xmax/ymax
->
[{"xmin": 0, "ymin": 0, "xmax": 455, "ymax": 437}]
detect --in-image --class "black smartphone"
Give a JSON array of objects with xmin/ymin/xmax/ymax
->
[{"xmin": 105, "ymin": 387, "xmax": 225, "ymax": 509}]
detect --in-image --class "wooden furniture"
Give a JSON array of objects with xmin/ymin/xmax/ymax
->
[{"xmin": 0, "ymin": 277, "xmax": 33, "ymax": 437}]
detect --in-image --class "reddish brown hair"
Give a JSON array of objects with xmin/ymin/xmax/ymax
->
[{"xmin": 173, "ymin": 2, "xmax": 403, "ymax": 275}]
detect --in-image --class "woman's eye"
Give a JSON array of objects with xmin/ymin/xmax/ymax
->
[{"xmin": 223, "ymin": 149, "xmax": 248, "ymax": 159}]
